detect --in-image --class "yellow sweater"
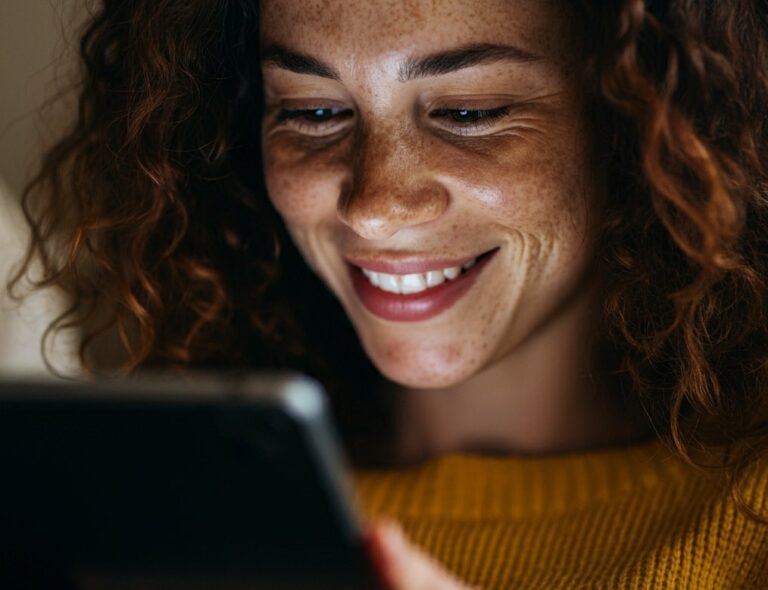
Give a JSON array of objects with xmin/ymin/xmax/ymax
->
[{"xmin": 350, "ymin": 437, "xmax": 768, "ymax": 589}]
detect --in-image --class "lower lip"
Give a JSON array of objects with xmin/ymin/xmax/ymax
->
[{"xmin": 348, "ymin": 249, "xmax": 498, "ymax": 322}]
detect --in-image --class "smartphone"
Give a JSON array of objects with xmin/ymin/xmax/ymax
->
[{"xmin": 0, "ymin": 372, "xmax": 384, "ymax": 589}]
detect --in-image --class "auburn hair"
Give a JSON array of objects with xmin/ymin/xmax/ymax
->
[{"xmin": 10, "ymin": 0, "xmax": 768, "ymax": 522}]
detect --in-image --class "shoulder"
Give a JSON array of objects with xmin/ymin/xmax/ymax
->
[{"xmin": 666, "ymin": 451, "xmax": 768, "ymax": 586}]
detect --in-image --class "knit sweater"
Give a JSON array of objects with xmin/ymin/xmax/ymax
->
[{"xmin": 350, "ymin": 436, "xmax": 768, "ymax": 589}]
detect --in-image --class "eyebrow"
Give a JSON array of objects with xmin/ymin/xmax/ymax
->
[{"xmin": 260, "ymin": 42, "xmax": 542, "ymax": 82}]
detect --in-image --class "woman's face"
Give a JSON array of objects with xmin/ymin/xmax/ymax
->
[{"xmin": 260, "ymin": 0, "xmax": 600, "ymax": 388}]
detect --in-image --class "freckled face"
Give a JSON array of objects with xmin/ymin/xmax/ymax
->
[{"xmin": 260, "ymin": 0, "xmax": 600, "ymax": 388}]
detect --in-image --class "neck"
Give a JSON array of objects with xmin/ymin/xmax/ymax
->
[{"xmin": 387, "ymin": 279, "xmax": 655, "ymax": 464}]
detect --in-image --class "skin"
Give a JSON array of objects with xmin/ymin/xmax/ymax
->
[
  {"xmin": 260, "ymin": 0, "xmax": 654, "ymax": 586},
  {"xmin": 260, "ymin": 0, "xmax": 593, "ymax": 394}
]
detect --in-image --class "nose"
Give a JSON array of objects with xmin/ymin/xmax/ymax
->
[{"xmin": 336, "ymin": 127, "xmax": 450, "ymax": 241}]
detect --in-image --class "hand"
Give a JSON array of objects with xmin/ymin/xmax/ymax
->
[{"xmin": 364, "ymin": 519, "xmax": 482, "ymax": 590}]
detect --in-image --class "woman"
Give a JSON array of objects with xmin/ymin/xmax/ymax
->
[{"xmin": 12, "ymin": 0, "xmax": 768, "ymax": 587}]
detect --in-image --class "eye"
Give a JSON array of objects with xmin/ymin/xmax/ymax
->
[
  {"xmin": 275, "ymin": 107, "xmax": 354, "ymax": 136},
  {"xmin": 429, "ymin": 106, "xmax": 512, "ymax": 135},
  {"xmin": 281, "ymin": 107, "xmax": 343, "ymax": 123}
]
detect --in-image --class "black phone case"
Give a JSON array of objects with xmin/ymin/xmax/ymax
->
[{"xmin": 0, "ymin": 373, "xmax": 384, "ymax": 589}]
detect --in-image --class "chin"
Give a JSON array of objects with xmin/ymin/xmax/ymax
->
[{"xmin": 359, "ymin": 333, "xmax": 487, "ymax": 390}]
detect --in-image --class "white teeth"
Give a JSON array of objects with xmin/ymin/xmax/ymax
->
[
  {"xmin": 425, "ymin": 270, "xmax": 445, "ymax": 288},
  {"xmin": 362, "ymin": 268, "xmax": 381, "ymax": 287},
  {"xmin": 360, "ymin": 257, "xmax": 478, "ymax": 294},
  {"xmin": 443, "ymin": 266, "xmax": 461, "ymax": 280},
  {"xmin": 378, "ymin": 273, "xmax": 400, "ymax": 294},
  {"xmin": 401, "ymin": 273, "xmax": 426, "ymax": 294}
]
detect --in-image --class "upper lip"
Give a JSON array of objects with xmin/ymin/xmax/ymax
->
[{"xmin": 345, "ymin": 247, "xmax": 497, "ymax": 274}]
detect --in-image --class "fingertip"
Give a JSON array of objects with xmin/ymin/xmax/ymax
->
[
  {"xmin": 367, "ymin": 519, "xmax": 409, "ymax": 568},
  {"xmin": 363, "ymin": 519, "xmax": 402, "ymax": 589},
  {"xmin": 367, "ymin": 518, "xmax": 396, "ymax": 540},
  {"xmin": 376, "ymin": 519, "xmax": 406, "ymax": 552}
]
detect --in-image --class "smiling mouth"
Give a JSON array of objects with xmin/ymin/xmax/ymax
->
[
  {"xmin": 347, "ymin": 247, "xmax": 500, "ymax": 322},
  {"xmin": 355, "ymin": 248, "xmax": 498, "ymax": 295}
]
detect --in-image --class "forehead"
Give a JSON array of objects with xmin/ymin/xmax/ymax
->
[{"xmin": 260, "ymin": 0, "xmax": 577, "ymax": 65}]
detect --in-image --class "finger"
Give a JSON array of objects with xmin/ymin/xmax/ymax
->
[{"xmin": 368, "ymin": 519, "xmax": 475, "ymax": 590}]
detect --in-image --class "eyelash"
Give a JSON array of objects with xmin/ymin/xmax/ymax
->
[
  {"xmin": 275, "ymin": 105, "xmax": 513, "ymax": 136},
  {"xmin": 430, "ymin": 106, "xmax": 512, "ymax": 135},
  {"xmin": 276, "ymin": 107, "xmax": 353, "ymax": 134}
]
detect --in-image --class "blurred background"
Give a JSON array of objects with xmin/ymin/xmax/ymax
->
[{"xmin": 0, "ymin": 1, "xmax": 83, "ymax": 376}]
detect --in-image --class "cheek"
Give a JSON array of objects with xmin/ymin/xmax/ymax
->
[
  {"xmin": 262, "ymin": 142, "xmax": 345, "ymax": 228},
  {"xmin": 439, "ymin": 136, "xmax": 593, "ymax": 244}
]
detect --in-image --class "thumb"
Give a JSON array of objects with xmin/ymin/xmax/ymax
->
[{"xmin": 365, "ymin": 519, "xmax": 476, "ymax": 590}]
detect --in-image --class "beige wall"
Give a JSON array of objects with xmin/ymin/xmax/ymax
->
[
  {"xmin": 0, "ymin": 0, "xmax": 83, "ymax": 197},
  {"xmin": 0, "ymin": 176, "xmax": 78, "ymax": 376},
  {"xmin": 0, "ymin": 1, "xmax": 83, "ymax": 375}
]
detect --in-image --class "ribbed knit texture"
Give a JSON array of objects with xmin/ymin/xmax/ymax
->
[{"xmin": 350, "ymin": 437, "xmax": 768, "ymax": 589}]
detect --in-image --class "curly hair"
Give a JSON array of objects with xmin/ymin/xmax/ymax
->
[{"xmin": 9, "ymin": 0, "xmax": 768, "ymax": 522}]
